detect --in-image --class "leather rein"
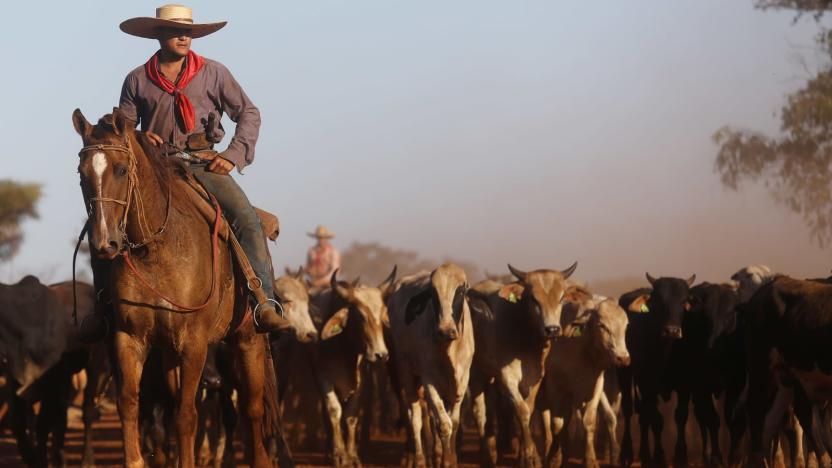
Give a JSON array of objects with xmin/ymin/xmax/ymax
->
[{"xmin": 76, "ymin": 136, "xmax": 221, "ymax": 313}]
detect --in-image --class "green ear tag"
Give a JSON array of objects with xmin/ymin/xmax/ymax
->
[
  {"xmin": 639, "ymin": 303, "xmax": 649, "ymax": 313},
  {"xmin": 331, "ymin": 324, "xmax": 343, "ymax": 336},
  {"xmin": 570, "ymin": 327, "xmax": 583, "ymax": 337},
  {"xmin": 508, "ymin": 292, "xmax": 518, "ymax": 303}
]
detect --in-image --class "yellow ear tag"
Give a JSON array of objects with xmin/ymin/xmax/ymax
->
[
  {"xmin": 639, "ymin": 303, "xmax": 649, "ymax": 314},
  {"xmin": 508, "ymin": 292, "xmax": 518, "ymax": 303},
  {"xmin": 570, "ymin": 327, "xmax": 583, "ymax": 338},
  {"xmin": 331, "ymin": 324, "xmax": 343, "ymax": 336}
]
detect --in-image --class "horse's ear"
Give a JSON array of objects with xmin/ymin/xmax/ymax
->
[
  {"xmin": 72, "ymin": 109, "xmax": 91, "ymax": 137},
  {"xmin": 111, "ymin": 108, "xmax": 131, "ymax": 136}
]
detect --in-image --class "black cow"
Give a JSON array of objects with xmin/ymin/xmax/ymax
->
[
  {"xmin": 744, "ymin": 275, "xmax": 832, "ymax": 467},
  {"xmin": 670, "ymin": 282, "xmax": 744, "ymax": 467},
  {"xmin": 617, "ymin": 273, "xmax": 695, "ymax": 467}
]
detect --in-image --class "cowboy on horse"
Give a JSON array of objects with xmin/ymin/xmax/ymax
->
[{"xmin": 81, "ymin": 4, "xmax": 290, "ymax": 339}]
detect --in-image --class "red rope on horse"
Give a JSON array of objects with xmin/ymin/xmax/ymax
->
[{"xmin": 122, "ymin": 194, "xmax": 222, "ymax": 312}]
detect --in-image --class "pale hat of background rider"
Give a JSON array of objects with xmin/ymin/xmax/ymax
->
[
  {"xmin": 120, "ymin": 4, "xmax": 227, "ymax": 39},
  {"xmin": 307, "ymin": 226, "xmax": 335, "ymax": 239}
]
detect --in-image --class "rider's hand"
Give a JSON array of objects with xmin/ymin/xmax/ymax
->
[
  {"xmin": 208, "ymin": 155, "xmax": 235, "ymax": 175},
  {"xmin": 145, "ymin": 131, "xmax": 164, "ymax": 146}
]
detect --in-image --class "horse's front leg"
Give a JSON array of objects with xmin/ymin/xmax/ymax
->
[
  {"xmin": 174, "ymin": 343, "xmax": 209, "ymax": 468},
  {"xmin": 115, "ymin": 331, "xmax": 148, "ymax": 468},
  {"xmin": 235, "ymin": 332, "xmax": 271, "ymax": 468}
]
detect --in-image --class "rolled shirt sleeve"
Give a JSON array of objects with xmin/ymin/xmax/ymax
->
[{"xmin": 217, "ymin": 64, "xmax": 261, "ymax": 172}]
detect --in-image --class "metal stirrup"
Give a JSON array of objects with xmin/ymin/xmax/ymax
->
[{"xmin": 253, "ymin": 298, "xmax": 285, "ymax": 328}]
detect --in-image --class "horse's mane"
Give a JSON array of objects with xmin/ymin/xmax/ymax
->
[{"xmin": 94, "ymin": 114, "xmax": 184, "ymax": 189}]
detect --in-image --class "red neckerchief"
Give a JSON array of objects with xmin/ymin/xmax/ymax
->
[{"xmin": 145, "ymin": 50, "xmax": 205, "ymax": 133}]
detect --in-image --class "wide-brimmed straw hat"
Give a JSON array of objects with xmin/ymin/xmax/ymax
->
[
  {"xmin": 120, "ymin": 4, "xmax": 226, "ymax": 39},
  {"xmin": 307, "ymin": 226, "xmax": 335, "ymax": 239}
]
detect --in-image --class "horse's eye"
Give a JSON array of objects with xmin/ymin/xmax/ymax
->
[{"xmin": 116, "ymin": 165, "xmax": 128, "ymax": 177}]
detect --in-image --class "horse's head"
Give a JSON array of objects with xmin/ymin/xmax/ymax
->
[{"xmin": 72, "ymin": 108, "xmax": 135, "ymax": 259}]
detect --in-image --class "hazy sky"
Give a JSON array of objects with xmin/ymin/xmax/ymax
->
[{"xmin": 1, "ymin": 1, "xmax": 829, "ymax": 285}]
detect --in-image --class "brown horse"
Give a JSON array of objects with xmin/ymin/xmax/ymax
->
[{"xmin": 72, "ymin": 108, "xmax": 278, "ymax": 468}]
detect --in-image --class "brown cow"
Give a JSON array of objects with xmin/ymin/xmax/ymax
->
[
  {"xmin": 310, "ymin": 267, "xmax": 396, "ymax": 467},
  {"xmin": 541, "ymin": 298, "xmax": 630, "ymax": 468},
  {"xmin": 465, "ymin": 263, "xmax": 582, "ymax": 468},
  {"xmin": 388, "ymin": 263, "xmax": 475, "ymax": 468}
]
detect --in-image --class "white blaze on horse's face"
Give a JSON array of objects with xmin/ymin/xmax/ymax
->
[{"xmin": 91, "ymin": 152, "xmax": 109, "ymax": 236}]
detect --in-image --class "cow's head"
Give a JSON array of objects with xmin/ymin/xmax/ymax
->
[
  {"xmin": 731, "ymin": 265, "xmax": 773, "ymax": 304},
  {"xmin": 404, "ymin": 263, "xmax": 469, "ymax": 342},
  {"xmin": 571, "ymin": 299, "xmax": 630, "ymax": 367},
  {"xmin": 274, "ymin": 266, "xmax": 318, "ymax": 344},
  {"xmin": 688, "ymin": 283, "xmax": 739, "ymax": 353},
  {"xmin": 497, "ymin": 262, "xmax": 584, "ymax": 340},
  {"xmin": 321, "ymin": 267, "xmax": 396, "ymax": 363},
  {"xmin": 625, "ymin": 273, "xmax": 696, "ymax": 340}
]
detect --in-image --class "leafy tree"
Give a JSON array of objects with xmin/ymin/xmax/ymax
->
[
  {"xmin": 713, "ymin": 1, "xmax": 832, "ymax": 244},
  {"xmin": 0, "ymin": 180, "xmax": 42, "ymax": 261}
]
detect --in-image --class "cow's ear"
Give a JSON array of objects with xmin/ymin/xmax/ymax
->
[
  {"xmin": 381, "ymin": 307, "xmax": 390, "ymax": 328},
  {"xmin": 498, "ymin": 283, "xmax": 524, "ymax": 304},
  {"xmin": 465, "ymin": 288, "xmax": 489, "ymax": 304},
  {"xmin": 564, "ymin": 285, "xmax": 592, "ymax": 304},
  {"xmin": 322, "ymin": 307, "xmax": 349, "ymax": 340},
  {"xmin": 626, "ymin": 294, "xmax": 651, "ymax": 314},
  {"xmin": 405, "ymin": 288, "xmax": 433, "ymax": 325}
]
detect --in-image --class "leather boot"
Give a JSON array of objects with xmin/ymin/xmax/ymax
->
[{"xmin": 254, "ymin": 301, "xmax": 294, "ymax": 334}]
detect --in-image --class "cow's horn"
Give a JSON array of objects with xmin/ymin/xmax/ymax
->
[
  {"xmin": 646, "ymin": 272, "xmax": 658, "ymax": 286},
  {"xmin": 508, "ymin": 264, "xmax": 527, "ymax": 281},
  {"xmin": 561, "ymin": 261, "xmax": 578, "ymax": 279},
  {"xmin": 686, "ymin": 274, "xmax": 697, "ymax": 287}
]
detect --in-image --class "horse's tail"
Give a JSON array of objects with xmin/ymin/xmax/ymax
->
[{"xmin": 262, "ymin": 337, "xmax": 294, "ymax": 467}]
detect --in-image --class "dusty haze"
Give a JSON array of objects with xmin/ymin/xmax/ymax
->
[{"xmin": 0, "ymin": 1, "xmax": 829, "ymax": 291}]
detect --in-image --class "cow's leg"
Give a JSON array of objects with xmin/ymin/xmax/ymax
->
[
  {"xmin": 448, "ymin": 391, "xmax": 466, "ymax": 468},
  {"xmin": 115, "ymin": 331, "xmax": 148, "ymax": 468},
  {"xmin": 320, "ymin": 384, "xmax": 349, "ymax": 467},
  {"xmin": 581, "ymin": 374, "xmax": 604, "ymax": 468},
  {"xmin": 598, "ymin": 390, "xmax": 620, "ymax": 464},
  {"xmin": 501, "ymin": 374, "xmax": 542, "ymax": 468},
  {"xmin": 693, "ymin": 390, "xmax": 724, "ymax": 467},
  {"xmin": 424, "ymin": 383, "xmax": 457, "ymax": 468},
  {"xmin": 82, "ymin": 345, "xmax": 110, "ymax": 468},
  {"xmin": 618, "ymin": 366, "xmax": 634, "ymax": 467},
  {"xmin": 637, "ymin": 390, "xmax": 654, "ymax": 467},
  {"xmin": 784, "ymin": 413, "xmax": 805, "ymax": 468},
  {"xmin": 762, "ymin": 385, "xmax": 793, "ymax": 467},
  {"xmin": 11, "ymin": 394, "xmax": 36, "ymax": 466},
  {"xmin": 233, "ymin": 334, "xmax": 271, "ymax": 468},
  {"xmin": 546, "ymin": 415, "xmax": 565, "ymax": 468},
  {"xmin": 674, "ymin": 388, "xmax": 690, "ymax": 467},
  {"xmin": 47, "ymin": 373, "xmax": 71, "ymax": 468},
  {"xmin": 649, "ymin": 391, "xmax": 667, "ymax": 467},
  {"xmin": 471, "ymin": 381, "xmax": 496, "ymax": 467},
  {"xmin": 343, "ymin": 392, "xmax": 363, "ymax": 467},
  {"xmin": 724, "ymin": 381, "xmax": 747, "ymax": 468},
  {"xmin": 220, "ymin": 385, "xmax": 237, "ymax": 468},
  {"xmin": 407, "ymin": 398, "xmax": 427, "ymax": 468}
]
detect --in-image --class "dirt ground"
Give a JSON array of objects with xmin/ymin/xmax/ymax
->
[{"xmin": 0, "ymin": 407, "xmax": 626, "ymax": 467}]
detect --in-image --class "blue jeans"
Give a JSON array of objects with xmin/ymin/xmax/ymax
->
[{"xmin": 190, "ymin": 163, "xmax": 276, "ymax": 303}]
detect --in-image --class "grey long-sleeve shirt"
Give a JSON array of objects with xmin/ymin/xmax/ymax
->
[{"xmin": 118, "ymin": 57, "xmax": 261, "ymax": 171}]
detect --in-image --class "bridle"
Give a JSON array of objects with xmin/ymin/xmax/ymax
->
[
  {"xmin": 77, "ymin": 136, "xmax": 171, "ymax": 250},
  {"xmin": 75, "ymin": 133, "xmax": 221, "ymax": 314}
]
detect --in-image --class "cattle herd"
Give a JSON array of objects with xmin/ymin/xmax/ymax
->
[{"xmin": 5, "ymin": 262, "xmax": 832, "ymax": 468}]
